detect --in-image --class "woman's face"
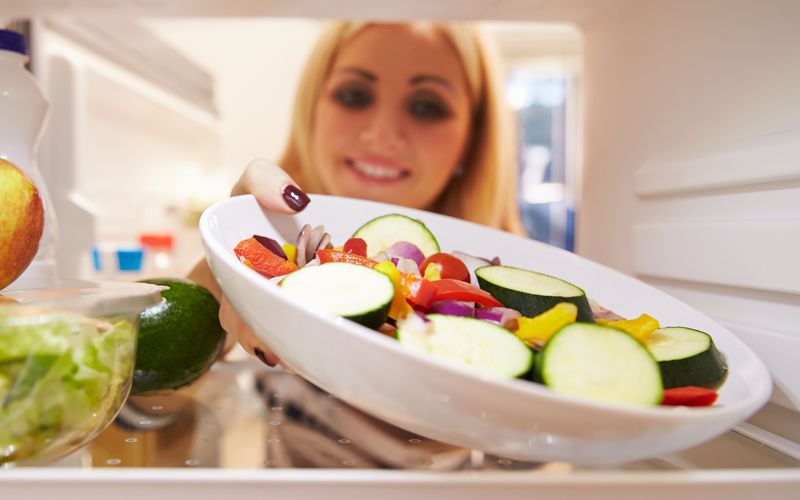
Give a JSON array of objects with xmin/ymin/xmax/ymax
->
[{"xmin": 311, "ymin": 24, "xmax": 473, "ymax": 209}]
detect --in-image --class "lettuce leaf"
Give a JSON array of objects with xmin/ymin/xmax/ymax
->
[{"xmin": 0, "ymin": 308, "xmax": 135, "ymax": 464}]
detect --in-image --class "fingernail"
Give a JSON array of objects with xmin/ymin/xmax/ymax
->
[
  {"xmin": 266, "ymin": 352, "xmax": 281, "ymax": 366},
  {"xmin": 254, "ymin": 348, "xmax": 276, "ymax": 367},
  {"xmin": 282, "ymin": 184, "xmax": 310, "ymax": 212}
]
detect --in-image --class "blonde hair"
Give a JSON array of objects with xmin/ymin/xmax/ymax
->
[{"xmin": 279, "ymin": 21, "xmax": 524, "ymax": 235}]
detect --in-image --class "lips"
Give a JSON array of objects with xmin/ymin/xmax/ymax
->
[{"xmin": 345, "ymin": 157, "xmax": 411, "ymax": 183}]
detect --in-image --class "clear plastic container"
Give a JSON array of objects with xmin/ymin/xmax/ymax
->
[
  {"xmin": 0, "ymin": 279, "xmax": 164, "ymax": 466},
  {"xmin": 0, "ymin": 28, "xmax": 58, "ymax": 285}
]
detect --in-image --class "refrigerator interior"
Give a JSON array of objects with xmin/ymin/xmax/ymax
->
[{"xmin": 1, "ymin": 0, "xmax": 799, "ymax": 497}]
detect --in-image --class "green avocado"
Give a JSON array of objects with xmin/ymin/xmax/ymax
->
[{"xmin": 132, "ymin": 278, "xmax": 226, "ymax": 395}]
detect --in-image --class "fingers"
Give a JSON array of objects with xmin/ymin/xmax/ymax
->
[
  {"xmin": 219, "ymin": 159, "xmax": 298, "ymax": 367},
  {"xmin": 219, "ymin": 296, "xmax": 281, "ymax": 367},
  {"xmin": 232, "ymin": 158, "xmax": 310, "ymax": 214}
]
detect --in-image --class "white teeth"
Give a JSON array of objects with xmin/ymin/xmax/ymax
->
[{"xmin": 352, "ymin": 161, "xmax": 404, "ymax": 180}]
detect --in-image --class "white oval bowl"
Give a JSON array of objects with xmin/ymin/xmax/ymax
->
[{"xmin": 199, "ymin": 194, "xmax": 771, "ymax": 464}]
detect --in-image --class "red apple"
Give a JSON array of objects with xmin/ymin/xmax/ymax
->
[{"xmin": 0, "ymin": 158, "xmax": 45, "ymax": 290}]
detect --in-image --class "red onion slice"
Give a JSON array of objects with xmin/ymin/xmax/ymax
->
[
  {"xmin": 253, "ymin": 234, "xmax": 287, "ymax": 260},
  {"xmin": 474, "ymin": 307, "xmax": 521, "ymax": 329},
  {"xmin": 393, "ymin": 256, "xmax": 421, "ymax": 276},
  {"xmin": 429, "ymin": 300, "xmax": 474, "ymax": 317},
  {"xmin": 412, "ymin": 310, "xmax": 431, "ymax": 323},
  {"xmin": 295, "ymin": 224, "xmax": 312, "ymax": 267},
  {"xmin": 386, "ymin": 241, "xmax": 425, "ymax": 267},
  {"xmin": 451, "ymin": 251, "xmax": 491, "ymax": 285},
  {"xmin": 372, "ymin": 251, "xmax": 390, "ymax": 263},
  {"xmin": 589, "ymin": 298, "xmax": 625, "ymax": 321}
]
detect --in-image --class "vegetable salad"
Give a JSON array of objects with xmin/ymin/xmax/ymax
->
[{"xmin": 234, "ymin": 214, "xmax": 728, "ymax": 408}]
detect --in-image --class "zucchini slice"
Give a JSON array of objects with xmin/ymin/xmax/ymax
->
[
  {"xmin": 538, "ymin": 323, "xmax": 663, "ymax": 406},
  {"xmin": 352, "ymin": 214, "xmax": 440, "ymax": 258},
  {"xmin": 476, "ymin": 266, "xmax": 594, "ymax": 323},
  {"xmin": 280, "ymin": 262, "xmax": 394, "ymax": 329},
  {"xmin": 646, "ymin": 327, "xmax": 728, "ymax": 389},
  {"xmin": 397, "ymin": 314, "xmax": 533, "ymax": 378}
]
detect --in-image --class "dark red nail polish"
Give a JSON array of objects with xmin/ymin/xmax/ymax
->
[
  {"xmin": 254, "ymin": 348, "xmax": 276, "ymax": 367},
  {"xmin": 282, "ymin": 184, "xmax": 310, "ymax": 212}
]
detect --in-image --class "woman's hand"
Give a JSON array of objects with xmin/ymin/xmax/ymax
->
[
  {"xmin": 231, "ymin": 159, "xmax": 310, "ymax": 213},
  {"xmin": 189, "ymin": 159, "xmax": 309, "ymax": 366}
]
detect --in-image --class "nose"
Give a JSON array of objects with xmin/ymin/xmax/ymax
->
[{"xmin": 359, "ymin": 105, "xmax": 406, "ymax": 152}]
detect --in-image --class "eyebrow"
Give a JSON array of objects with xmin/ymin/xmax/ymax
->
[
  {"xmin": 334, "ymin": 67, "xmax": 455, "ymax": 93},
  {"xmin": 335, "ymin": 67, "xmax": 377, "ymax": 81},
  {"xmin": 409, "ymin": 74, "xmax": 455, "ymax": 93}
]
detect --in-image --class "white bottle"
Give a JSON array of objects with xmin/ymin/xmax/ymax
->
[{"xmin": 0, "ymin": 28, "xmax": 58, "ymax": 286}]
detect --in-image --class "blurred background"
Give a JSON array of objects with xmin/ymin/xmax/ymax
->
[{"xmin": 4, "ymin": 17, "xmax": 583, "ymax": 280}]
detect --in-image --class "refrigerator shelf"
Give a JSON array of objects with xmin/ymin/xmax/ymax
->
[{"xmin": 4, "ymin": 361, "xmax": 798, "ymax": 499}]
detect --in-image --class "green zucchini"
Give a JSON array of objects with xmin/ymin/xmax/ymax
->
[
  {"xmin": 280, "ymin": 262, "xmax": 394, "ymax": 329},
  {"xmin": 352, "ymin": 213, "xmax": 440, "ymax": 257},
  {"xmin": 476, "ymin": 265, "xmax": 594, "ymax": 322},
  {"xmin": 538, "ymin": 323, "xmax": 663, "ymax": 406},
  {"xmin": 397, "ymin": 314, "xmax": 533, "ymax": 378},
  {"xmin": 646, "ymin": 326, "xmax": 728, "ymax": 389}
]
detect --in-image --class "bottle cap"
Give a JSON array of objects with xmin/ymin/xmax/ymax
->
[
  {"xmin": 139, "ymin": 233, "xmax": 175, "ymax": 251},
  {"xmin": 0, "ymin": 29, "xmax": 26, "ymax": 56},
  {"xmin": 117, "ymin": 247, "xmax": 144, "ymax": 272}
]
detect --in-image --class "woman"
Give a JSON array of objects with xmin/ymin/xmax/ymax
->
[{"xmin": 191, "ymin": 21, "xmax": 524, "ymax": 364}]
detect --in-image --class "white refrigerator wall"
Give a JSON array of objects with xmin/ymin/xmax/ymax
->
[
  {"xmin": 35, "ymin": 24, "xmax": 225, "ymax": 278},
  {"xmin": 34, "ymin": 20, "xmax": 322, "ymax": 279},
  {"xmin": 145, "ymin": 19, "xmax": 323, "ymax": 175},
  {"xmin": 578, "ymin": 0, "xmax": 800, "ymax": 409}
]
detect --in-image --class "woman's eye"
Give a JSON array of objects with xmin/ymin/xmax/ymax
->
[
  {"xmin": 408, "ymin": 99, "xmax": 450, "ymax": 121},
  {"xmin": 332, "ymin": 87, "xmax": 373, "ymax": 109}
]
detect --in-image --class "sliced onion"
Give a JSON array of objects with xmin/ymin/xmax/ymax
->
[
  {"xmin": 475, "ymin": 307, "xmax": 521, "ymax": 329},
  {"xmin": 306, "ymin": 226, "xmax": 328, "ymax": 264},
  {"xmin": 386, "ymin": 241, "xmax": 425, "ymax": 267},
  {"xmin": 412, "ymin": 310, "xmax": 431, "ymax": 323},
  {"xmin": 429, "ymin": 300, "xmax": 474, "ymax": 317},
  {"xmin": 253, "ymin": 234, "xmax": 287, "ymax": 260},
  {"xmin": 394, "ymin": 256, "xmax": 421, "ymax": 276},
  {"xmin": 396, "ymin": 312, "xmax": 432, "ymax": 338},
  {"xmin": 451, "ymin": 250, "xmax": 491, "ymax": 285},
  {"xmin": 307, "ymin": 226, "xmax": 326, "ymax": 257},
  {"xmin": 294, "ymin": 224, "xmax": 312, "ymax": 266},
  {"xmin": 588, "ymin": 298, "xmax": 624, "ymax": 321},
  {"xmin": 371, "ymin": 251, "xmax": 390, "ymax": 263}
]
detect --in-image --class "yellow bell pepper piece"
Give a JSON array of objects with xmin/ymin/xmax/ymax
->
[
  {"xmin": 374, "ymin": 261, "xmax": 412, "ymax": 320},
  {"xmin": 597, "ymin": 313, "xmax": 660, "ymax": 343},
  {"xmin": 423, "ymin": 263, "xmax": 442, "ymax": 281},
  {"xmin": 514, "ymin": 302, "xmax": 578, "ymax": 344},
  {"xmin": 281, "ymin": 243, "xmax": 297, "ymax": 264}
]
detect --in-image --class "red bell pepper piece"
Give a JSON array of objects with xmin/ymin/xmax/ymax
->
[
  {"xmin": 661, "ymin": 386, "xmax": 718, "ymax": 407},
  {"xmin": 316, "ymin": 248, "xmax": 376, "ymax": 268},
  {"xmin": 400, "ymin": 273, "xmax": 436, "ymax": 309},
  {"xmin": 234, "ymin": 237, "xmax": 298, "ymax": 278},
  {"xmin": 343, "ymin": 237, "xmax": 368, "ymax": 257},
  {"xmin": 430, "ymin": 279, "xmax": 503, "ymax": 308}
]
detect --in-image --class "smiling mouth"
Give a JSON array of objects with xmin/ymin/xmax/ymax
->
[{"xmin": 346, "ymin": 159, "xmax": 411, "ymax": 182}]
